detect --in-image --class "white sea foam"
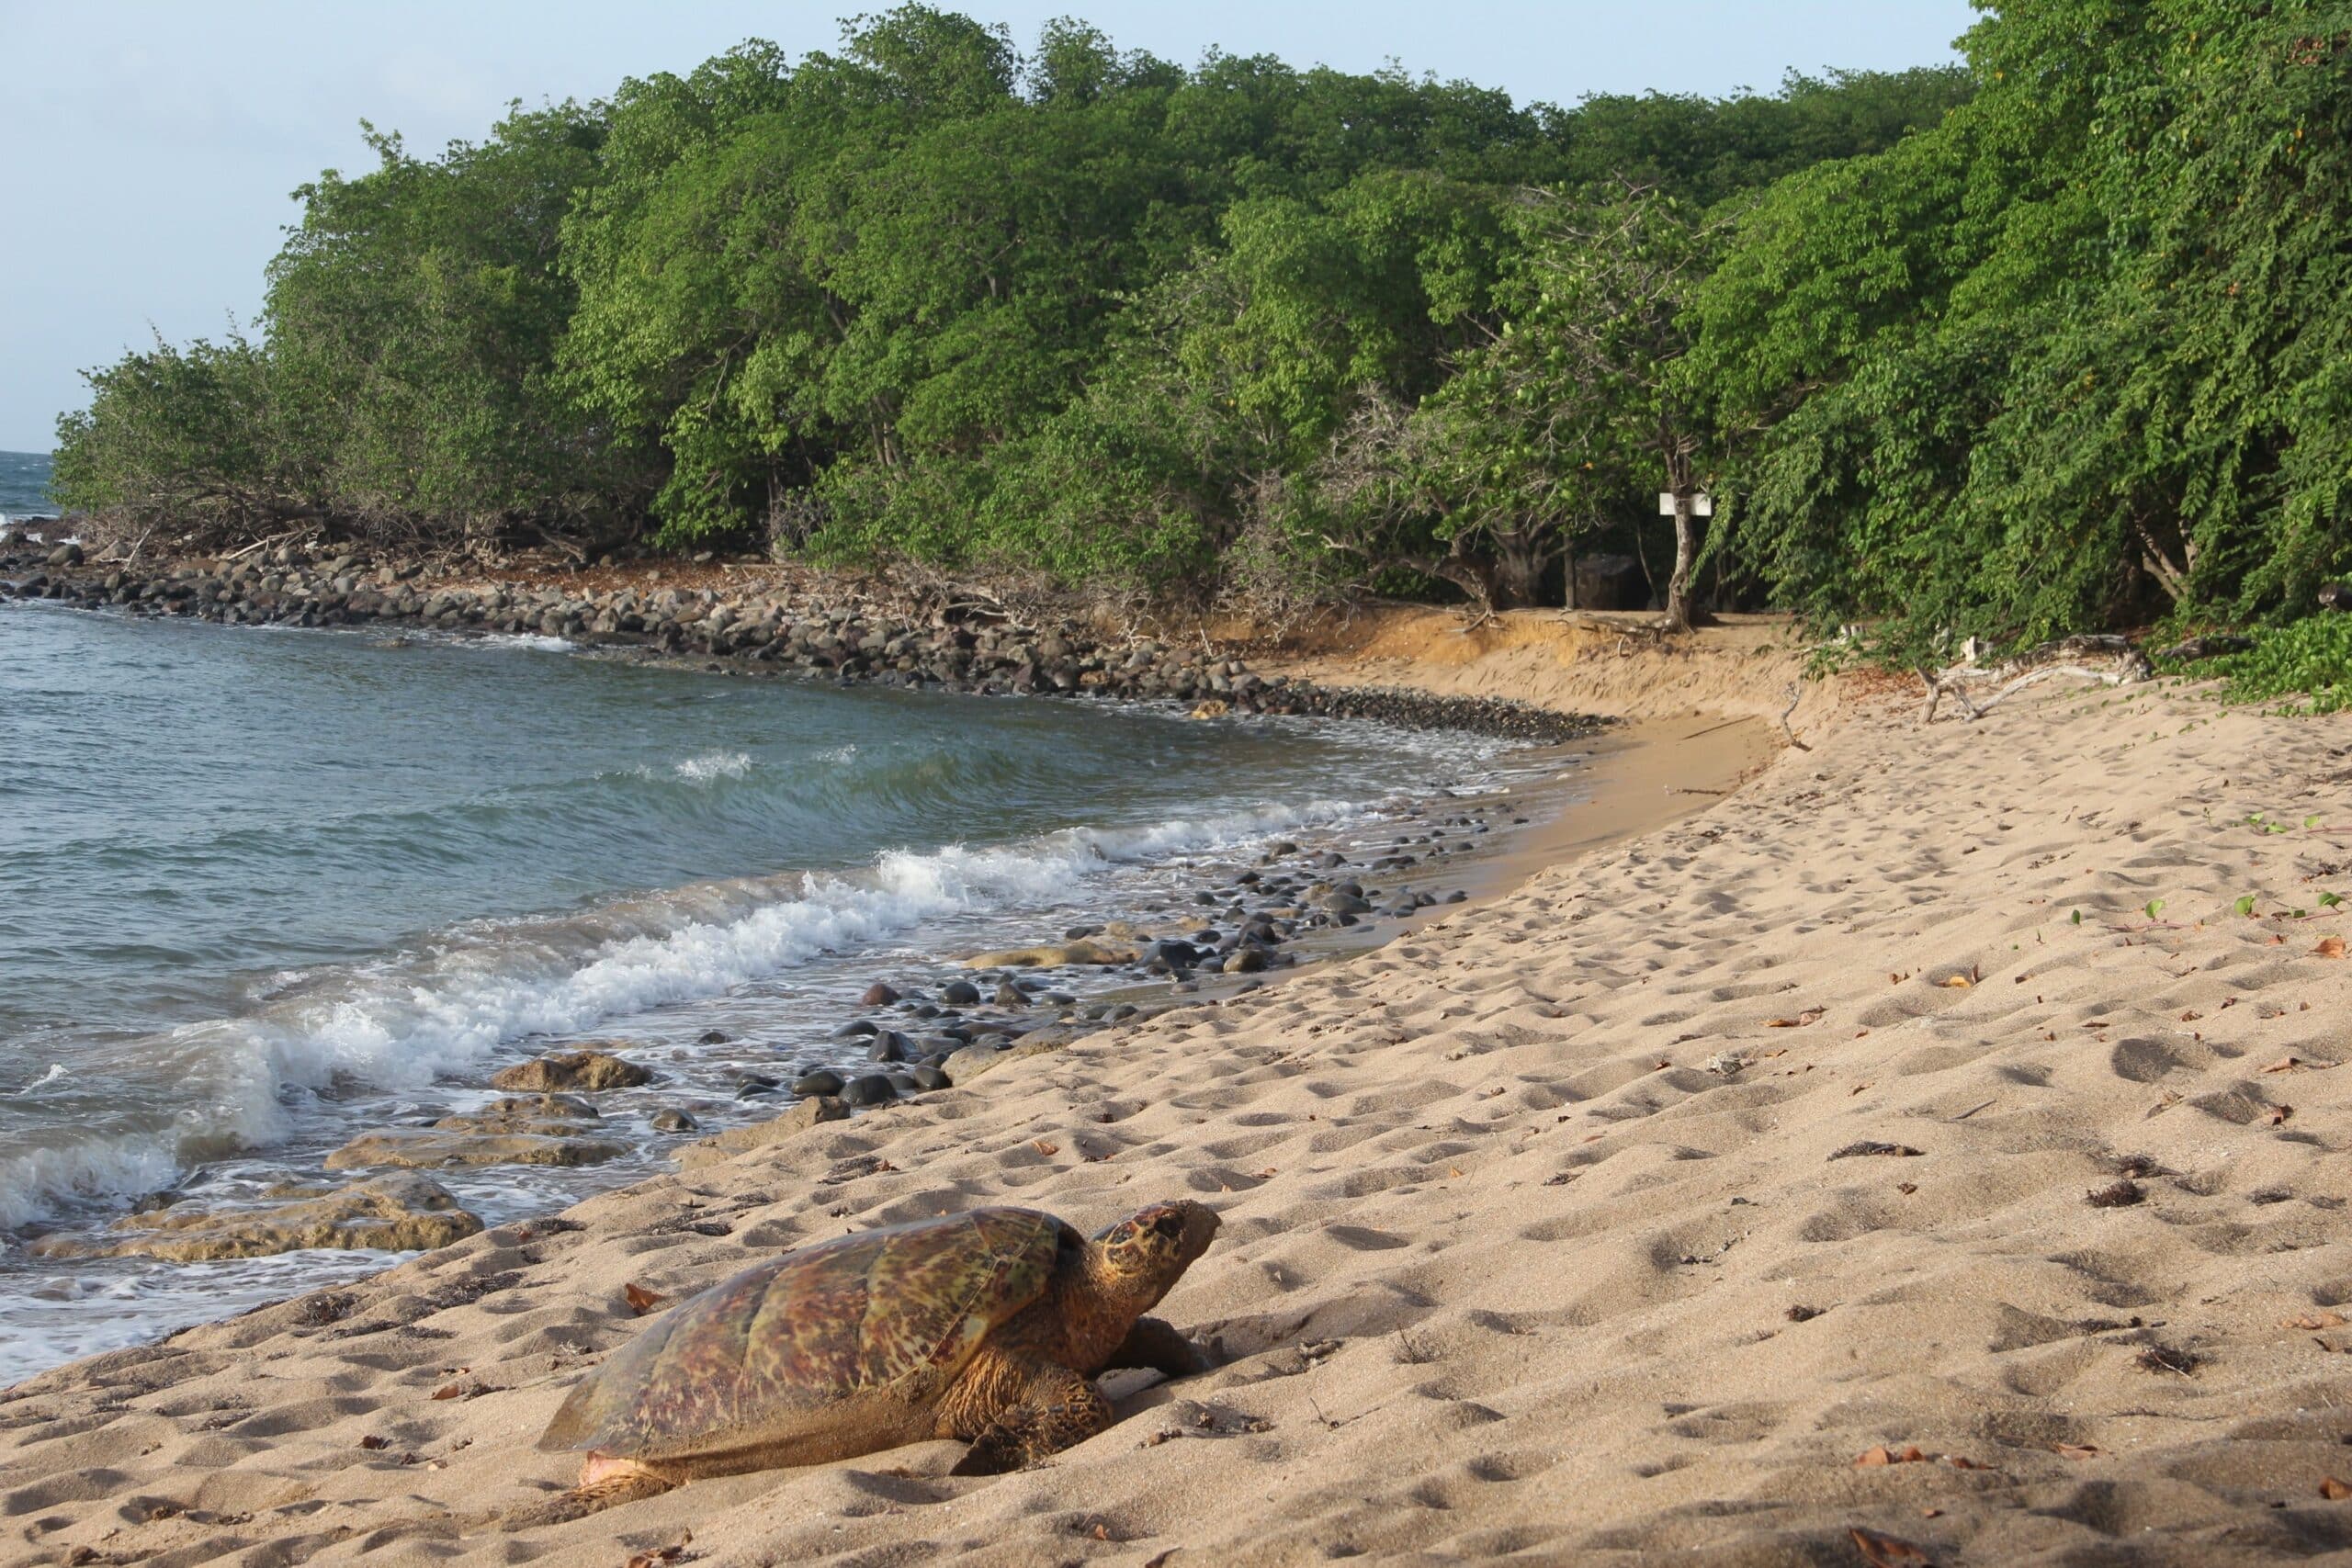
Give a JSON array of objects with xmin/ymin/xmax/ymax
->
[
  {"xmin": 0, "ymin": 795, "xmax": 1356, "ymax": 1232},
  {"xmin": 13, "ymin": 1064, "xmax": 66, "ymax": 1094},
  {"xmin": 468, "ymin": 632, "xmax": 576, "ymax": 652},
  {"xmin": 673, "ymin": 750, "xmax": 752, "ymax": 783},
  {"xmin": 0, "ymin": 1134, "xmax": 183, "ymax": 1232}
]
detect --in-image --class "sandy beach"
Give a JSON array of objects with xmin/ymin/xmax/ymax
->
[{"xmin": 7, "ymin": 623, "xmax": 2351, "ymax": 1567}]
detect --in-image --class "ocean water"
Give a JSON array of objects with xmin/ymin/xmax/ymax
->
[
  {"xmin": 0, "ymin": 450, "xmax": 56, "ymax": 521},
  {"xmin": 0, "ymin": 599, "xmax": 1560, "ymax": 1382}
]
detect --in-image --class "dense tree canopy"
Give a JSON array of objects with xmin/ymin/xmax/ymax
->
[
  {"xmin": 1689, "ymin": 0, "xmax": 2352, "ymax": 649},
  {"xmin": 65, "ymin": 6, "xmax": 2136, "ymax": 633}
]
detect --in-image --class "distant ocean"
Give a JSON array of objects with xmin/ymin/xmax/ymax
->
[{"xmin": 0, "ymin": 450, "xmax": 56, "ymax": 522}]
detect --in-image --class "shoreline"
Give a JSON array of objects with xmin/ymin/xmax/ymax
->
[
  {"xmin": 0, "ymin": 601, "xmax": 1641, "ymax": 1385},
  {"xmin": 0, "ymin": 537, "xmax": 1601, "ymax": 745},
  {"xmin": 12, "ymin": 592, "xmax": 2346, "ymax": 1561}
]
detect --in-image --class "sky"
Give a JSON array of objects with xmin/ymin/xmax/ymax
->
[{"xmin": 0, "ymin": 1, "xmax": 1977, "ymax": 453}]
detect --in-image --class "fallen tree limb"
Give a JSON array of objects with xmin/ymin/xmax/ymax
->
[
  {"xmin": 1923, "ymin": 649, "xmax": 2149, "ymax": 724},
  {"xmin": 1780, "ymin": 682, "xmax": 1813, "ymax": 751}
]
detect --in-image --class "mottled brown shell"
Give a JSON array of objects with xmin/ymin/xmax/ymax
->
[{"xmin": 538, "ymin": 1207, "xmax": 1064, "ymax": 1463}]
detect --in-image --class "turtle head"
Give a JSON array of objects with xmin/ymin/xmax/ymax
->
[{"xmin": 1092, "ymin": 1200, "xmax": 1218, "ymax": 1304}]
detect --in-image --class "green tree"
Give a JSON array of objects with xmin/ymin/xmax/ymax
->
[
  {"xmin": 265, "ymin": 102, "xmax": 623, "ymax": 540},
  {"xmin": 51, "ymin": 330, "xmax": 297, "ymax": 540},
  {"xmin": 1427, "ymin": 183, "xmax": 1718, "ymax": 624}
]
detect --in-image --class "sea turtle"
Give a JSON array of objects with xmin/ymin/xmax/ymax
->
[{"xmin": 518, "ymin": 1199, "xmax": 1219, "ymax": 1522}]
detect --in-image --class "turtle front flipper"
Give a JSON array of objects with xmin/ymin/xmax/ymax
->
[
  {"xmin": 948, "ymin": 1359, "xmax": 1113, "ymax": 1475},
  {"xmin": 1103, "ymin": 1315, "xmax": 1210, "ymax": 1379}
]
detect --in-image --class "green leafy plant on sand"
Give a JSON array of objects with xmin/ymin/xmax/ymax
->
[{"xmin": 2178, "ymin": 617, "xmax": 2352, "ymax": 715}]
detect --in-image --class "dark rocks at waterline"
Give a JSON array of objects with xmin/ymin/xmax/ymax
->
[
  {"xmin": 0, "ymin": 543, "xmax": 1606, "ymax": 744},
  {"xmin": 939, "ymin": 979, "xmax": 982, "ymax": 1006},
  {"xmin": 649, "ymin": 1108, "xmax": 700, "ymax": 1134},
  {"xmin": 840, "ymin": 1073, "xmax": 899, "ymax": 1107},
  {"xmin": 791, "ymin": 1070, "xmax": 846, "ymax": 1097},
  {"xmin": 860, "ymin": 982, "xmax": 900, "ymax": 1006}
]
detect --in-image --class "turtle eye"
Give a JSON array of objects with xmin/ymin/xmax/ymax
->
[{"xmin": 1152, "ymin": 1211, "xmax": 1185, "ymax": 1239}]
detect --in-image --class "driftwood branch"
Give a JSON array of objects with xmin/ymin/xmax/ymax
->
[
  {"xmin": 1922, "ymin": 637, "xmax": 2153, "ymax": 724},
  {"xmin": 1780, "ymin": 682, "xmax": 1812, "ymax": 751}
]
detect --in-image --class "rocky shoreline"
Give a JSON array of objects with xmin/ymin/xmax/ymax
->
[
  {"xmin": 0, "ymin": 532, "xmax": 1595, "ymax": 743},
  {"xmin": 14, "ymin": 784, "xmax": 1526, "ymax": 1274},
  {"xmin": 5, "ymin": 531, "xmax": 1566, "ymax": 1292}
]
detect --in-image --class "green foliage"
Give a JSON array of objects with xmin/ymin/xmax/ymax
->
[
  {"xmin": 2178, "ymin": 616, "xmax": 2352, "ymax": 714},
  {"xmin": 51, "ymin": 330, "xmax": 296, "ymax": 533},
  {"xmin": 266, "ymin": 103, "xmax": 639, "ymax": 536},
  {"xmin": 1691, "ymin": 0, "xmax": 2352, "ymax": 649},
  {"xmin": 53, "ymin": 4, "xmax": 1969, "ymax": 600}
]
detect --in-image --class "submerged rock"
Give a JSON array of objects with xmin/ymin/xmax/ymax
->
[
  {"xmin": 432, "ymin": 1094, "xmax": 604, "ymax": 1136},
  {"xmin": 326, "ymin": 1128, "xmax": 635, "ymax": 1166},
  {"xmin": 960, "ymin": 938, "xmax": 1137, "ymax": 969},
  {"xmin": 488, "ymin": 1048, "xmax": 653, "ymax": 1093},
  {"xmin": 30, "ymin": 1173, "xmax": 482, "ymax": 1261}
]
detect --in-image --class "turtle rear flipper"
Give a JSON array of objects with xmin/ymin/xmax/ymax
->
[
  {"xmin": 949, "ymin": 1360, "xmax": 1113, "ymax": 1475},
  {"xmin": 503, "ymin": 1467, "xmax": 675, "ymax": 1529}
]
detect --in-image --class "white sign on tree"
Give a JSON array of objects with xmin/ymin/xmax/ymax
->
[{"xmin": 1658, "ymin": 491, "xmax": 1713, "ymax": 516}]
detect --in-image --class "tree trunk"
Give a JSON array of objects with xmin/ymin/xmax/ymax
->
[
  {"xmin": 1486, "ymin": 529, "xmax": 1550, "ymax": 611},
  {"xmin": 1664, "ymin": 491, "xmax": 1699, "ymax": 634}
]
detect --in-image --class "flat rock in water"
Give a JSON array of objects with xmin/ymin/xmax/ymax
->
[
  {"xmin": 28, "ymin": 1173, "xmax": 482, "ymax": 1261},
  {"xmin": 675, "ymin": 1095, "xmax": 848, "ymax": 1170},
  {"xmin": 488, "ymin": 1049, "xmax": 652, "ymax": 1092},
  {"xmin": 429, "ymin": 1095, "xmax": 605, "ymax": 1138},
  {"xmin": 960, "ymin": 938, "xmax": 1136, "ymax": 969},
  {"xmin": 322, "ymin": 1126, "xmax": 628, "ymax": 1170}
]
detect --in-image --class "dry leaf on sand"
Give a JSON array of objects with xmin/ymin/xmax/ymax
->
[
  {"xmin": 2322, "ymin": 1477, "xmax": 2352, "ymax": 1501},
  {"xmin": 2056, "ymin": 1442, "xmax": 2106, "ymax": 1460},
  {"xmin": 1855, "ymin": 1444, "xmax": 1928, "ymax": 1466},
  {"xmin": 2284, "ymin": 1312, "xmax": 2348, "ymax": 1330},
  {"xmin": 623, "ymin": 1281, "xmax": 669, "ymax": 1315},
  {"xmin": 1849, "ymin": 1526, "xmax": 1936, "ymax": 1566}
]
